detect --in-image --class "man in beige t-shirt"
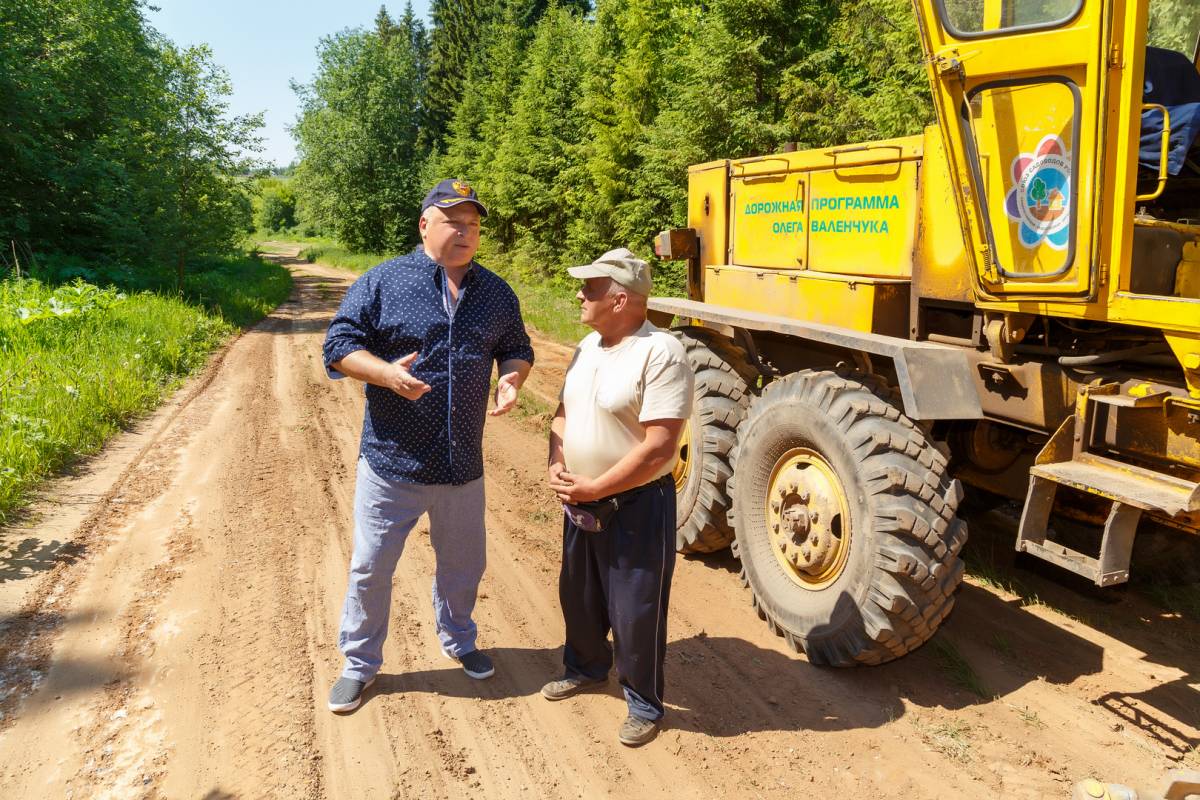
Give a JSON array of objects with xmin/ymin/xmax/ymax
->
[{"xmin": 542, "ymin": 247, "xmax": 694, "ymax": 747}]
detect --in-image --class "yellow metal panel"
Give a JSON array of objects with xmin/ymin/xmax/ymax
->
[
  {"xmin": 1101, "ymin": 0, "xmax": 1151, "ymax": 305},
  {"xmin": 807, "ymin": 161, "xmax": 919, "ymax": 278},
  {"xmin": 725, "ymin": 147, "xmax": 921, "ymax": 278},
  {"xmin": 687, "ymin": 161, "xmax": 729, "ymax": 286},
  {"xmin": 730, "ymin": 136, "xmax": 922, "ymax": 177},
  {"xmin": 1165, "ymin": 332, "xmax": 1200, "ymax": 399},
  {"xmin": 729, "ymin": 172, "xmax": 807, "ymax": 268},
  {"xmin": 914, "ymin": 127, "xmax": 973, "ymax": 303},
  {"xmin": 703, "ymin": 264, "xmax": 909, "ymax": 338}
]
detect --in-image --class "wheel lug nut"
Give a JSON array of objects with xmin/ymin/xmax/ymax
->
[
  {"xmin": 810, "ymin": 511, "xmax": 819, "ymax": 523},
  {"xmin": 770, "ymin": 500, "xmax": 781, "ymax": 513},
  {"xmin": 800, "ymin": 491, "xmax": 810, "ymax": 503}
]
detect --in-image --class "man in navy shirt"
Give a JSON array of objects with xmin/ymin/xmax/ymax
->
[{"xmin": 323, "ymin": 179, "xmax": 534, "ymax": 713}]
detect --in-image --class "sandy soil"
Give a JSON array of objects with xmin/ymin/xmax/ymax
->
[{"xmin": 0, "ymin": 245, "xmax": 1196, "ymax": 799}]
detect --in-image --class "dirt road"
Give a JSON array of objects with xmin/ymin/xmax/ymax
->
[{"xmin": 0, "ymin": 247, "xmax": 1196, "ymax": 799}]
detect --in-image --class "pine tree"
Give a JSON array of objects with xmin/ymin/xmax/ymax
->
[
  {"xmin": 780, "ymin": 0, "xmax": 934, "ymax": 148},
  {"xmin": 436, "ymin": 0, "xmax": 543, "ymax": 218},
  {"xmin": 572, "ymin": 0, "xmax": 683, "ymax": 261},
  {"xmin": 374, "ymin": 5, "xmax": 397, "ymax": 42},
  {"xmin": 490, "ymin": 6, "xmax": 592, "ymax": 265},
  {"xmin": 422, "ymin": 0, "xmax": 498, "ymax": 151},
  {"xmin": 399, "ymin": 1, "xmax": 430, "ymax": 84}
]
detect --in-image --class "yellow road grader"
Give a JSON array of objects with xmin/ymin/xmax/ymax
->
[{"xmin": 652, "ymin": 0, "xmax": 1200, "ymax": 666}]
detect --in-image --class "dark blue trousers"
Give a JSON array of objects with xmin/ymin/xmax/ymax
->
[{"xmin": 559, "ymin": 476, "xmax": 676, "ymax": 721}]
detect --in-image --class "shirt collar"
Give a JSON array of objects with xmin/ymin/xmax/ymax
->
[{"xmin": 412, "ymin": 246, "xmax": 478, "ymax": 286}]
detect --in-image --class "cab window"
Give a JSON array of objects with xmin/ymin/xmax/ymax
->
[
  {"xmin": 937, "ymin": 0, "xmax": 1081, "ymax": 37},
  {"xmin": 1147, "ymin": 0, "xmax": 1200, "ymax": 60}
]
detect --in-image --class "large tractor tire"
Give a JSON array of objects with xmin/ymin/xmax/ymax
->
[
  {"xmin": 728, "ymin": 368, "xmax": 966, "ymax": 666},
  {"xmin": 670, "ymin": 327, "xmax": 758, "ymax": 554}
]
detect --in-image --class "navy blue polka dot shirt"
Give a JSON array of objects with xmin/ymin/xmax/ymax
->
[{"xmin": 323, "ymin": 247, "xmax": 535, "ymax": 485}]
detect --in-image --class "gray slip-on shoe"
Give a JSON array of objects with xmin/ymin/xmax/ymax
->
[
  {"xmin": 618, "ymin": 714, "xmax": 659, "ymax": 747},
  {"xmin": 328, "ymin": 676, "xmax": 375, "ymax": 713},
  {"xmin": 540, "ymin": 675, "xmax": 606, "ymax": 701},
  {"xmin": 442, "ymin": 647, "xmax": 495, "ymax": 679}
]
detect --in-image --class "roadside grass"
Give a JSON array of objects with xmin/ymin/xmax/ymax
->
[
  {"xmin": 183, "ymin": 256, "xmax": 293, "ymax": 327},
  {"xmin": 297, "ymin": 242, "xmax": 384, "ymax": 273},
  {"xmin": 1005, "ymin": 702, "xmax": 1047, "ymax": 729},
  {"xmin": 911, "ymin": 715, "xmax": 974, "ymax": 763},
  {"xmin": 962, "ymin": 531, "xmax": 1040, "ymax": 603},
  {"xmin": 0, "ymin": 255, "xmax": 291, "ymax": 524},
  {"xmin": 930, "ymin": 638, "xmax": 990, "ymax": 699}
]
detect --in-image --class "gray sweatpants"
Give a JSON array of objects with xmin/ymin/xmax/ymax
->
[{"xmin": 338, "ymin": 458, "xmax": 487, "ymax": 681}]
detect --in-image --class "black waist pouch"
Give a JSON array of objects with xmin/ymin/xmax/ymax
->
[{"xmin": 563, "ymin": 498, "xmax": 619, "ymax": 533}]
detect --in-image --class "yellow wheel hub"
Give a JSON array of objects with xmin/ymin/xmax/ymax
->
[
  {"xmin": 672, "ymin": 418, "xmax": 693, "ymax": 492},
  {"xmin": 765, "ymin": 448, "xmax": 852, "ymax": 589}
]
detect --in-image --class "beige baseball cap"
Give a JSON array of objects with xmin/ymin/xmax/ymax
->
[{"xmin": 567, "ymin": 247, "xmax": 652, "ymax": 296}]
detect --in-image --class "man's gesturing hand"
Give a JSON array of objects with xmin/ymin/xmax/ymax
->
[
  {"xmin": 488, "ymin": 370, "xmax": 521, "ymax": 416},
  {"xmin": 386, "ymin": 352, "xmax": 431, "ymax": 400}
]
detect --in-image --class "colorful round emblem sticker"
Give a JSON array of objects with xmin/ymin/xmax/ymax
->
[{"xmin": 1004, "ymin": 135, "xmax": 1071, "ymax": 251}]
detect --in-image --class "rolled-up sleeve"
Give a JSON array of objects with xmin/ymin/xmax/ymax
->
[
  {"xmin": 323, "ymin": 273, "xmax": 377, "ymax": 379},
  {"xmin": 493, "ymin": 292, "xmax": 534, "ymax": 367}
]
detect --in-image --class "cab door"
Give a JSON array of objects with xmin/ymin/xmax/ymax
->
[{"xmin": 913, "ymin": 0, "xmax": 1112, "ymax": 299}]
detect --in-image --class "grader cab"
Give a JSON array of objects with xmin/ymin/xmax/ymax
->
[{"xmin": 651, "ymin": 0, "xmax": 1200, "ymax": 666}]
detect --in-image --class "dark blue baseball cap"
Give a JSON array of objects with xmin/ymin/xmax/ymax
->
[{"xmin": 421, "ymin": 178, "xmax": 488, "ymax": 217}]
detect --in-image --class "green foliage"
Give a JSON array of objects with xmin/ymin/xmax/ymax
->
[
  {"xmin": 423, "ymin": 0, "xmax": 498, "ymax": 150},
  {"xmin": 257, "ymin": 179, "xmax": 299, "ymax": 232},
  {"xmin": 437, "ymin": 1, "xmax": 541, "ymax": 211},
  {"xmin": 0, "ymin": 0, "xmax": 165, "ymax": 259},
  {"xmin": 0, "ymin": 256, "xmax": 290, "ymax": 522},
  {"xmin": 154, "ymin": 43, "xmax": 263, "ymax": 283},
  {"xmin": 0, "ymin": 0, "xmax": 262, "ymax": 279},
  {"xmin": 292, "ymin": 9, "xmax": 428, "ymax": 252},
  {"xmin": 780, "ymin": 0, "xmax": 933, "ymax": 148},
  {"xmin": 183, "ymin": 255, "xmax": 294, "ymax": 328},
  {"xmin": 489, "ymin": 7, "xmax": 592, "ymax": 263},
  {"xmin": 299, "ymin": 243, "xmax": 390, "ymax": 273},
  {"xmin": 1148, "ymin": 0, "xmax": 1200, "ymax": 54}
]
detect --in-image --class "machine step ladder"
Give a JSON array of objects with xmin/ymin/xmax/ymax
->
[{"xmin": 1015, "ymin": 388, "xmax": 1200, "ymax": 586}]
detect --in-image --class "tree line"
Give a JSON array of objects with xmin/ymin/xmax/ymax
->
[
  {"xmin": 0, "ymin": 0, "xmax": 261, "ymax": 285},
  {"xmin": 293, "ymin": 0, "xmax": 934, "ymax": 291}
]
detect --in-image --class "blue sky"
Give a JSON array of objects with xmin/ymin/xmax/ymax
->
[{"xmin": 149, "ymin": 1, "xmax": 433, "ymax": 168}]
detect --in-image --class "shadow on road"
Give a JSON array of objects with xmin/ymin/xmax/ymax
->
[
  {"xmin": 682, "ymin": 506, "xmax": 1198, "ymax": 755},
  {"xmin": 0, "ymin": 536, "xmax": 85, "ymax": 584}
]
